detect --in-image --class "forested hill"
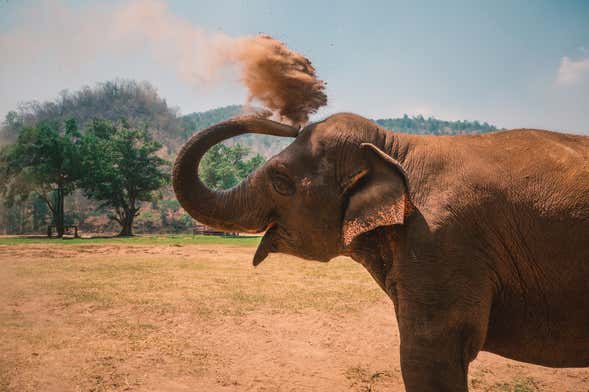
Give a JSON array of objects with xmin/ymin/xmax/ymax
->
[
  {"xmin": 179, "ymin": 106, "xmax": 500, "ymax": 157},
  {"xmin": 179, "ymin": 106, "xmax": 293, "ymax": 157},
  {"xmin": 1, "ymin": 80, "xmax": 183, "ymax": 148},
  {"xmin": 179, "ymin": 105, "xmax": 243, "ymax": 139},
  {"xmin": 179, "ymin": 105, "xmax": 499, "ymax": 136},
  {"xmin": 1, "ymin": 80, "xmax": 499, "ymax": 158},
  {"xmin": 375, "ymin": 115, "xmax": 497, "ymax": 135}
]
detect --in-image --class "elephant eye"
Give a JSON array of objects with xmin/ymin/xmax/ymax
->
[{"xmin": 270, "ymin": 171, "xmax": 296, "ymax": 196}]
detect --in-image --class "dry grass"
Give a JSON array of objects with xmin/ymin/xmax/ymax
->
[{"xmin": 1, "ymin": 242, "xmax": 588, "ymax": 391}]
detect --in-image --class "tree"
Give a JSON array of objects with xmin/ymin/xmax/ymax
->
[
  {"xmin": 79, "ymin": 119, "xmax": 169, "ymax": 236},
  {"xmin": 199, "ymin": 143, "xmax": 265, "ymax": 190},
  {"xmin": 0, "ymin": 119, "xmax": 81, "ymax": 237}
]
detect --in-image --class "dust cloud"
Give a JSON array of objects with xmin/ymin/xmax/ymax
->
[
  {"xmin": 233, "ymin": 35, "xmax": 327, "ymax": 125},
  {"xmin": 116, "ymin": 0, "xmax": 327, "ymax": 125}
]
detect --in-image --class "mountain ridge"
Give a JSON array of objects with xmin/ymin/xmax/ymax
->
[
  {"xmin": 179, "ymin": 105, "xmax": 499, "ymax": 157},
  {"xmin": 1, "ymin": 80, "xmax": 500, "ymax": 159}
]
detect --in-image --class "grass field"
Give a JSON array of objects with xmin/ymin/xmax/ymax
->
[
  {"xmin": 1, "ymin": 239, "xmax": 588, "ymax": 391},
  {"xmin": 0, "ymin": 234, "xmax": 261, "ymax": 246}
]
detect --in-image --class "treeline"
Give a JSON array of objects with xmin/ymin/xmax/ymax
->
[
  {"xmin": 178, "ymin": 108, "xmax": 500, "ymax": 157},
  {"xmin": 375, "ymin": 114, "xmax": 498, "ymax": 135},
  {"xmin": 0, "ymin": 118, "xmax": 169, "ymax": 236},
  {"xmin": 0, "ymin": 79, "xmax": 498, "ymax": 236}
]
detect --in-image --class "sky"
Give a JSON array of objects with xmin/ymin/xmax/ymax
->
[{"xmin": 0, "ymin": 0, "xmax": 588, "ymax": 133}]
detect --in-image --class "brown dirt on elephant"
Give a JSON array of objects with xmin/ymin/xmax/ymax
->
[{"xmin": 1, "ymin": 243, "xmax": 587, "ymax": 391}]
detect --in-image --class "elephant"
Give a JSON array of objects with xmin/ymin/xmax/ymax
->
[{"xmin": 173, "ymin": 113, "xmax": 589, "ymax": 391}]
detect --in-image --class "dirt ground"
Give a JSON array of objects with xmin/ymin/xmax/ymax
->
[{"xmin": 1, "ymin": 243, "xmax": 588, "ymax": 392}]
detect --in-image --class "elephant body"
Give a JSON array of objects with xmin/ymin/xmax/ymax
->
[{"xmin": 174, "ymin": 113, "xmax": 589, "ymax": 391}]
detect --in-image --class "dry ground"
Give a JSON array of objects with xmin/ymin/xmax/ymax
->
[{"xmin": 1, "ymin": 241, "xmax": 588, "ymax": 391}]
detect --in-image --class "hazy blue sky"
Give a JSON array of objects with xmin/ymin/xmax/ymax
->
[{"xmin": 1, "ymin": 0, "xmax": 588, "ymax": 133}]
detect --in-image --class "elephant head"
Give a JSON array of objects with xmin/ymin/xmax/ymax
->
[{"xmin": 173, "ymin": 113, "xmax": 412, "ymax": 265}]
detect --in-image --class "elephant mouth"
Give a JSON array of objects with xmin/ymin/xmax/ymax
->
[
  {"xmin": 252, "ymin": 224, "xmax": 334, "ymax": 265},
  {"xmin": 253, "ymin": 223, "xmax": 279, "ymax": 266},
  {"xmin": 252, "ymin": 222, "xmax": 298, "ymax": 266}
]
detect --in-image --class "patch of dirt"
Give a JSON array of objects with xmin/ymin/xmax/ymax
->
[{"xmin": 0, "ymin": 244, "xmax": 587, "ymax": 391}]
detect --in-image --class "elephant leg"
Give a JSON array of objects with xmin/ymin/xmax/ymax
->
[
  {"xmin": 396, "ymin": 303, "xmax": 490, "ymax": 392},
  {"xmin": 399, "ymin": 333, "xmax": 470, "ymax": 392}
]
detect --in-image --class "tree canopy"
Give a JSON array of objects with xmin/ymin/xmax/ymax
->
[
  {"xmin": 200, "ymin": 144, "xmax": 265, "ymax": 190},
  {"xmin": 79, "ymin": 120, "xmax": 170, "ymax": 236},
  {"xmin": 0, "ymin": 119, "xmax": 82, "ymax": 236}
]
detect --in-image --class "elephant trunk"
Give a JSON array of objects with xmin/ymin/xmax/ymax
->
[{"xmin": 172, "ymin": 116, "xmax": 299, "ymax": 233}]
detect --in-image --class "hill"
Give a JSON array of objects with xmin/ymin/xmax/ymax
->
[
  {"xmin": 178, "ymin": 107, "xmax": 499, "ymax": 157},
  {"xmin": 1, "ymin": 80, "xmax": 184, "ymax": 151},
  {"xmin": 375, "ymin": 114, "xmax": 497, "ymax": 135},
  {"xmin": 178, "ymin": 105, "xmax": 294, "ymax": 157},
  {"xmin": 1, "ymin": 80, "xmax": 500, "ymax": 158},
  {"xmin": 179, "ymin": 105, "xmax": 244, "ymax": 139}
]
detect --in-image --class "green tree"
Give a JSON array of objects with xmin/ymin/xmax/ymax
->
[
  {"xmin": 0, "ymin": 119, "xmax": 81, "ymax": 237},
  {"xmin": 199, "ymin": 143, "xmax": 265, "ymax": 190},
  {"xmin": 79, "ymin": 120, "xmax": 169, "ymax": 236},
  {"xmin": 31, "ymin": 194, "xmax": 50, "ymax": 231}
]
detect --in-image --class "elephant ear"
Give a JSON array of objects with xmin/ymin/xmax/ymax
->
[{"xmin": 342, "ymin": 143, "xmax": 412, "ymax": 246}]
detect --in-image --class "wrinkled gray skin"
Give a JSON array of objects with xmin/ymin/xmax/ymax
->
[{"xmin": 173, "ymin": 113, "xmax": 589, "ymax": 391}]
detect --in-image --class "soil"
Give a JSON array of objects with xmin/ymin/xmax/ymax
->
[{"xmin": 0, "ymin": 243, "xmax": 587, "ymax": 391}]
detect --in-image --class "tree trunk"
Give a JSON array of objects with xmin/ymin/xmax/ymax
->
[
  {"xmin": 17, "ymin": 202, "xmax": 25, "ymax": 234},
  {"xmin": 118, "ymin": 221, "xmax": 133, "ymax": 236},
  {"xmin": 54, "ymin": 187, "xmax": 65, "ymax": 238},
  {"xmin": 117, "ymin": 207, "xmax": 137, "ymax": 237}
]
